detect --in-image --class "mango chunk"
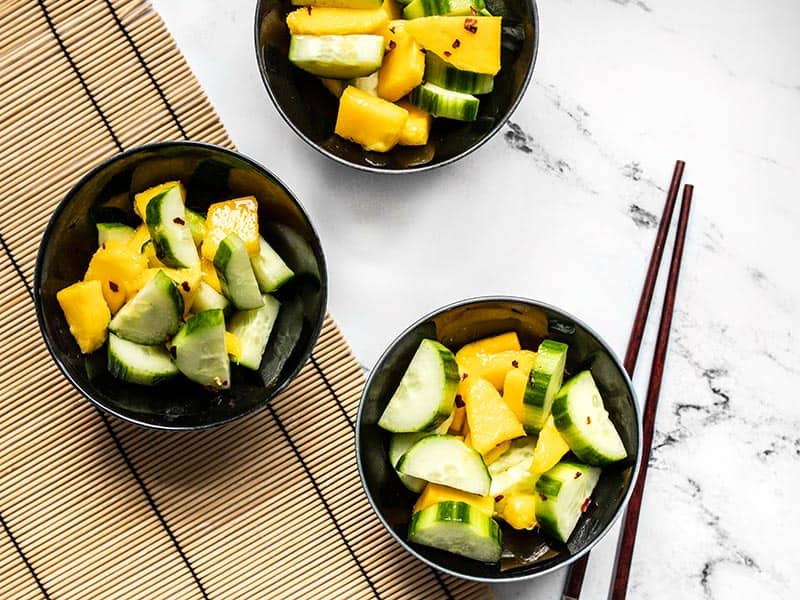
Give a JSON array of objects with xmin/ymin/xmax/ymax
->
[
  {"xmin": 134, "ymin": 181, "xmax": 184, "ymax": 220},
  {"xmin": 56, "ymin": 280, "xmax": 111, "ymax": 354},
  {"xmin": 483, "ymin": 440, "xmax": 511, "ymax": 465},
  {"xmin": 502, "ymin": 367, "xmax": 527, "ymax": 422},
  {"xmin": 530, "ymin": 416, "xmax": 570, "ymax": 475},
  {"xmin": 335, "ymin": 86, "xmax": 409, "ymax": 152},
  {"xmin": 84, "ymin": 240, "xmax": 148, "ymax": 313},
  {"xmin": 458, "ymin": 332, "xmax": 521, "ymax": 357},
  {"xmin": 396, "ymin": 100, "xmax": 432, "ymax": 146},
  {"xmin": 403, "ymin": 16, "xmax": 502, "ymax": 75},
  {"xmin": 497, "ymin": 493, "xmax": 538, "ymax": 530},
  {"xmin": 287, "ymin": 7, "xmax": 389, "ymax": 35},
  {"xmin": 200, "ymin": 258, "xmax": 222, "ymax": 293},
  {"xmin": 201, "ymin": 196, "xmax": 260, "ymax": 261},
  {"xmin": 448, "ymin": 404, "xmax": 466, "ymax": 434},
  {"xmin": 225, "ymin": 331, "xmax": 243, "ymax": 362},
  {"xmin": 377, "ymin": 22, "xmax": 425, "ymax": 102},
  {"xmin": 381, "ymin": 0, "xmax": 404, "ymax": 20},
  {"xmin": 126, "ymin": 223, "xmax": 150, "ymax": 255},
  {"xmin": 457, "ymin": 349, "xmax": 537, "ymax": 391},
  {"xmin": 413, "ymin": 483, "xmax": 494, "ymax": 517},
  {"xmin": 463, "ymin": 376, "xmax": 525, "ymax": 455}
]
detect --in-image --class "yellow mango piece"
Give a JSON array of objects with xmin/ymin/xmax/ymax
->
[
  {"xmin": 448, "ymin": 404, "xmax": 466, "ymax": 434},
  {"xmin": 320, "ymin": 77, "xmax": 347, "ymax": 98},
  {"xmin": 335, "ymin": 86, "xmax": 408, "ymax": 152},
  {"xmin": 201, "ymin": 196, "xmax": 260, "ymax": 261},
  {"xmin": 530, "ymin": 416, "xmax": 570, "ymax": 475},
  {"xmin": 56, "ymin": 280, "xmax": 111, "ymax": 354},
  {"xmin": 502, "ymin": 368, "xmax": 527, "ymax": 422},
  {"xmin": 382, "ymin": 0, "xmax": 403, "ymax": 20},
  {"xmin": 134, "ymin": 181, "xmax": 184, "ymax": 220},
  {"xmin": 84, "ymin": 240, "xmax": 148, "ymax": 313},
  {"xmin": 377, "ymin": 23, "xmax": 425, "ymax": 102},
  {"xmin": 225, "ymin": 331, "xmax": 242, "ymax": 362},
  {"xmin": 482, "ymin": 440, "xmax": 511, "ymax": 465},
  {"xmin": 403, "ymin": 16, "xmax": 502, "ymax": 75},
  {"xmin": 498, "ymin": 493, "xmax": 538, "ymax": 530},
  {"xmin": 458, "ymin": 349, "xmax": 536, "ymax": 391},
  {"xmin": 396, "ymin": 100, "xmax": 432, "ymax": 146},
  {"xmin": 287, "ymin": 7, "xmax": 389, "ymax": 35},
  {"xmin": 458, "ymin": 332, "xmax": 521, "ymax": 358},
  {"xmin": 413, "ymin": 483, "xmax": 494, "ymax": 517},
  {"xmin": 126, "ymin": 224, "xmax": 150, "ymax": 255},
  {"xmin": 200, "ymin": 258, "xmax": 222, "ymax": 293},
  {"xmin": 463, "ymin": 377, "xmax": 525, "ymax": 455}
]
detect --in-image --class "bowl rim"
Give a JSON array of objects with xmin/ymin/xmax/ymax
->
[
  {"xmin": 253, "ymin": 0, "xmax": 540, "ymax": 174},
  {"xmin": 33, "ymin": 140, "xmax": 328, "ymax": 431},
  {"xmin": 355, "ymin": 295, "xmax": 643, "ymax": 582}
]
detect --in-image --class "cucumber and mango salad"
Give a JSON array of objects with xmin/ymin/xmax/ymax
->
[
  {"xmin": 377, "ymin": 332, "xmax": 628, "ymax": 563},
  {"xmin": 285, "ymin": 0, "xmax": 502, "ymax": 152},
  {"xmin": 56, "ymin": 181, "xmax": 294, "ymax": 391}
]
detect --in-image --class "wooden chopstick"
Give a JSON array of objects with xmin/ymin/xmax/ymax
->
[
  {"xmin": 561, "ymin": 160, "xmax": 687, "ymax": 600},
  {"xmin": 610, "ymin": 184, "xmax": 694, "ymax": 600}
]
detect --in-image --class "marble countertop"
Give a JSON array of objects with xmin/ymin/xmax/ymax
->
[{"xmin": 150, "ymin": 0, "xmax": 799, "ymax": 597}]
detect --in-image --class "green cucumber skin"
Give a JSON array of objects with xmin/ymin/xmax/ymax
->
[
  {"xmin": 289, "ymin": 35, "xmax": 384, "ymax": 80},
  {"xmin": 408, "ymin": 501, "xmax": 502, "ymax": 563},
  {"xmin": 397, "ymin": 435, "xmax": 491, "ymax": 496},
  {"xmin": 424, "ymin": 53, "xmax": 494, "ymax": 95},
  {"xmin": 108, "ymin": 270, "xmax": 183, "ymax": 345},
  {"xmin": 214, "ymin": 234, "xmax": 264, "ymax": 310},
  {"xmin": 170, "ymin": 309, "xmax": 231, "ymax": 391},
  {"xmin": 97, "ymin": 222, "xmax": 135, "ymax": 246},
  {"xmin": 552, "ymin": 371, "xmax": 628, "ymax": 465},
  {"xmin": 403, "ymin": 0, "xmax": 485, "ymax": 19},
  {"xmin": 377, "ymin": 339, "xmax": 458, "ymax": 433},
  {"xmin": 185, "ymin": 208, "xmax": 206, "ymax": 246},
  {"xmin": 107, "ymin": 333, "xmax": 178, "ymax": 386},
  {"xmin": 251, "ymin": 236, "xmax": 294, "ymax": 293},
  {"xmin": 534, "ymin": 461, "xmax": 601, "ymax": 542},
  {"xmin": 145, "ymin": 188, "xmax": 199, "ymax": 268},
  {"xmin": 522, "ymin": 339, "xmax": 569, "ymax": 434},
  {"xmin": 409, "ymin": 83, "xmax": 479, "ymax": 122}
]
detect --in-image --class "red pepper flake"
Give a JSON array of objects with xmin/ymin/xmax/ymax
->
[
  {"xmin": 494, "ymin": 495, "xmax": 504, "ymax": 502},
  {"xmin": 101, "ymin": 243, "xmax": 106, "ymax": 249},
  {"xmin": 420, "ymin": 48, "xmax": 427, "ymax": 54},
  {"xmin": 464, "ymin": 18, "xmax": 478, "ymax": 33},
  {"xmin": 173, "ymin": 217, "xmax": 185, "ymax": 225},
  {"xmin": 389, "ymin": 26, "xmax": 396, "ymax": 34},
  {"xmin": 452, "ymin": 39, "xmax": 461, "ymax": 49},
  {"xmin": 512, "ymin": 360, "xmax": 519, "ymax": 368},
  {"xmin": 581, "ymin": 498, "xmax": 592, "ymax": 513},
  {"xmin": 306, "ymin": 5, "xmax": 312, "ymax": 14},
  {"xmin": 586, "ymin": 416, "xmax": 592, "ymax": 425},
  {"xmin": 108, "ymin": 281, "xmax": 119, "ymax": 292},
  {"xmin": 443, "ymin": 51, "xmax": 452, "ymax": 57},
  {"xmin": 388, "ymin": 40, "xmax": 396, "ymax": 51},
  {"xmin": 470, "ymin": 6, "xmax": 478, "ymax": 15},
  {"xmin": 461, "ymin": 372, "xmax": 469, "ymax": 380},
  {"xmin": 574, "ymin": 471, "xmax": 582, "ymax": 479},
  {"xmin": 455, "ymin": 395, "xmax": 465, "ymax": 408},
  {"xmin": 538, "ymin": 493, "xmax": 548, "ymax": 501},
  {"xmin": 181, "ymin": 281, "xmax": 190, "ymax": 292}
]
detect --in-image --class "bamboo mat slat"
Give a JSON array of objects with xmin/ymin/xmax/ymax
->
[{"xmin": 0, "ymin": 1, "xmax": 493, "ymax": 598}]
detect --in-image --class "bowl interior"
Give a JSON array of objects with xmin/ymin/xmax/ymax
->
[
  {"xmin": 36, "ymin": 142, "xmax": 326, "ymax": 429},
  {"xmin": 255, "ymin": 0, "xmax": 538, "ymax": 172},
  {"xmin": 357, "ymin": 298, "xmax": 640, "ymax": 580}
]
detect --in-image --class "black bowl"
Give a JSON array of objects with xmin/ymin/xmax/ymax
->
[
  {"xmin": 35, "ymin": 141, "xmax": 327, "ymax": 430},
  {"xmin": 255, "ymin": 0, "xmax": 539, "ymax": 172},
  {"xmin": 356, "ymin": 297, "xmax": 641, "ymax": 581}
]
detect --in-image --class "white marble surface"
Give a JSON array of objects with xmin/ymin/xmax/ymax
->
[{"xmin": 150, "ymin": 0, "xmax": 800, "ymax": 597}]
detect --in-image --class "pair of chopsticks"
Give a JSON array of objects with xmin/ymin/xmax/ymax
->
[{"xmin": 563, "ymin": 161, "xmax": 693, "ymax": 600}]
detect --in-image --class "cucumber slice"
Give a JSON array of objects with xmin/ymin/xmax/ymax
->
[
  {"xmin": 108, "ymin": 270, "xmax": 183, "ymax": 345},
  {"xmin": 107, "ymin": 333, "xmax": 179, "ymax": 385},
  {"xmin": 487, "ymin": 437, "xmax": 537, "ymax": 497},
  {"xmin": 409, "ymin": 501, "xmax": 502, "ymax": 562},
  {"xmin": 191, "ymin": 281, "xmax": 230, "ymax": 314},
  {"xmin": 214, "ymin": 233, "xmax": 264, "ymax": 310},
  {"xmin": 551, "ymin": 370, "xmax": 628, "ymax": 465},
  {"xmin": 397, "ymin": 435, "xmax": 490, "ymax": 496},
  {"xmin": 251, "ymin": 236, "xmax": 295, "ymax": 293},
  {"xmin": 424, "ymin": 52, "xmax": 494, "ymax": 95},
  {"xmin": 185, "ymin": 208, "xmax": 207, "ymax": 246},
  {"xmin": 388, "ymin": 432, "xmax": 431, "ymax": 493},
  {"xmin": 409, "ymin": 82, "xmax": 479, "ymax": 121},
  {"xmin": 227, "ymin": 294, "xmax": 281, "ymax": 370},
  {"xmin": 522, "ymin": 339, "xmax": 569, "ymax": 434},
  {"xmin": 289, "ymin": 34, "xmax": 385, "ymax": 79},
  {"xmin": 534, "ymin": 461, "xmax": 601, "ymax": 542},
  {"xmin": 145, "ymin": 186, "xmax": 200, "ymax": 268},
  {"xmin": 169, "ymin": 309, "xmax": 231, "ymax": 391},
  {"xmin": 377, "ymin": 339, "xmax": 459, "ymax": 432},
  {"xmin": 97, "ymin": 222, "xmax": 135, "ymax": 246},
  {"xmin": 403, "ymin": 0, "xmax": 485, "ymax": 19}
]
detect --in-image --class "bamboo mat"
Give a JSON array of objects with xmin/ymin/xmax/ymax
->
[{"xmin": 0, "ymin": 1, "xmax": 493, "ymax": 598}]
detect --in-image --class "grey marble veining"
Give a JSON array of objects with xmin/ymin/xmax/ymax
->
[{"xmin": 151, "ymin": 0, "xmax": 800, "ymax": 597}]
